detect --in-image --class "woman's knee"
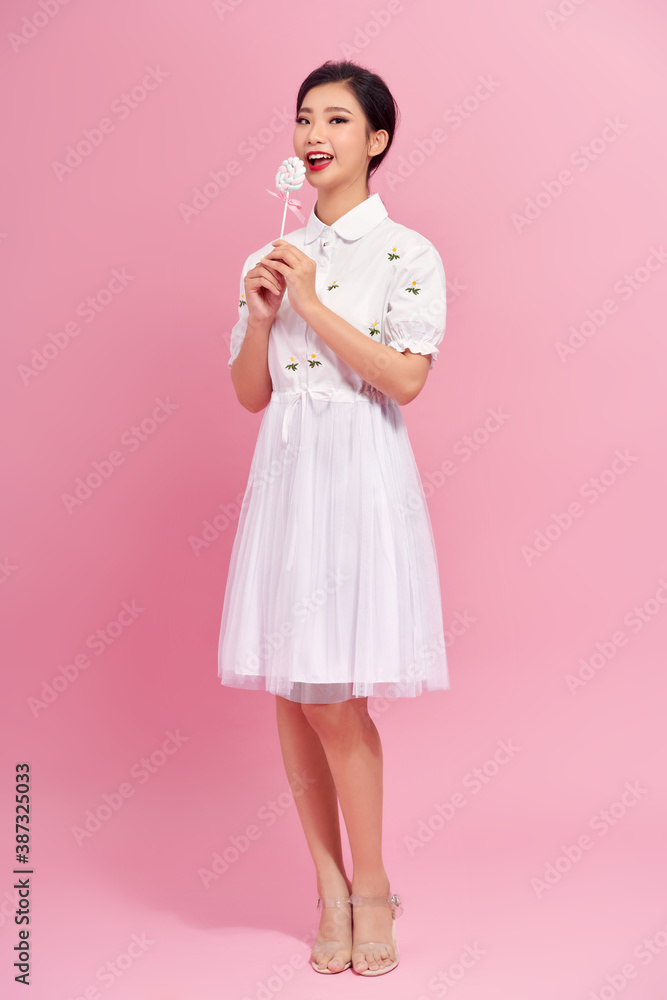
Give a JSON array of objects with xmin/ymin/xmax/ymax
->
[{"xmin": 301, "ymin": 697, "xmax": 369, "ymax": 734}]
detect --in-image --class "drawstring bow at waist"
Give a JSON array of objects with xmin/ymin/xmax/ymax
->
[{"xmin": 272, "ymin": 385, "xmax": 386, "ymax": 446}]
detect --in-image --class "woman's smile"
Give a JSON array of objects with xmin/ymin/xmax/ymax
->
[{"xmin": 306, "ymin": 152, "xmax": 335, "ymax": 172}]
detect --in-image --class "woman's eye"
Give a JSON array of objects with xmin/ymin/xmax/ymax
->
[{"xmin": 295, "ymin": 117, "xmax": 348, "ymax": 125}]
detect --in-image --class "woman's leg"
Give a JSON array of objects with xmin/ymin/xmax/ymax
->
[
  {"xmin": 300, "ymin": 697, "xmax": 396, "ymax": 974},
  {"xmin": 274, "ymin": 695, "xmax": 352, "ymax": 972}
]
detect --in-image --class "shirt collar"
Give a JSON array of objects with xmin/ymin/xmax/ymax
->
[{"xmin": 303, "ymin": 192, "xmax": 388, "ymax": 244}]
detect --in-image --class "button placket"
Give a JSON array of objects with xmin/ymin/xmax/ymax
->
[
  {"xmin": 304, "ymin": 228, "xmax": 334, "ymax": 376},
  {"xmin": 312, "ymin": 228, "xmax": 332, "ymax": 321}
]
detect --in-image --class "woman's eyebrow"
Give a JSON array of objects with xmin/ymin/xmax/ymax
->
[{"xmin": 297, "ymin": 106, "xmax": 355, "ymax": 115}]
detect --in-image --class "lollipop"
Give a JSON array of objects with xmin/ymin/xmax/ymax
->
[{"xmin": 266, "ymin": 156, "xmax": 306, "ymax": 238}]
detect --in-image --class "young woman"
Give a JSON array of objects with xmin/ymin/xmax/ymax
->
[{"xmin": 218, "ymin": 60, "xmax": 450, "ymax": 976}]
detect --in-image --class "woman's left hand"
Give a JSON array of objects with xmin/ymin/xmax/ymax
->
[{"xmin": 260, "ymin": 240, "xmax": 318, "ymax": 320}]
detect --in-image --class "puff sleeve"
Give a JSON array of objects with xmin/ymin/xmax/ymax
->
[
  {"xmin": 227, "ymin": 252, "xmax": 253, "ymax": 369},
  {"xmin": 382, "ymin": 240, "xmax": 447, "ymax": 370}
]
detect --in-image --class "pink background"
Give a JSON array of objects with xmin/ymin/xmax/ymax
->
[{"xmin": 2, "ymin": 0, "xmax": 667, "ymax": 997}]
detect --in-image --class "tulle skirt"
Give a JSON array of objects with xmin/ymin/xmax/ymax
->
[{"xmin": 218, "ymin": 384, "xmax": 449, "ymax": 703}]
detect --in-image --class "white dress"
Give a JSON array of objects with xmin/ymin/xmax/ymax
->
[{"xmin": 218, "ymin": 192, "xmax": 450, "ymax": 703}]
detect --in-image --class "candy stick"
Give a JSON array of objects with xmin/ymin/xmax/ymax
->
[{"xmin": 273, "ymin": 157, "xmax": 306, "ymax": 238}]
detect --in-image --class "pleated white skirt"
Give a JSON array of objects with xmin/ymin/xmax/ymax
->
[{"xmin": 218, "ymin": 385, "xmax": 449, "ymax": 703}]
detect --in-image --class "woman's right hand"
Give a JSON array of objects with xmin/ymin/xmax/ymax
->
[{"xmin": 244, "ymin": 256, "xmax": 286, "ymax": 324}]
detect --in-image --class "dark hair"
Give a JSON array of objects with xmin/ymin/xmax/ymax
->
[{"xmin": 295, "ymin": 60, "xmax": 399, "ymax": 188}]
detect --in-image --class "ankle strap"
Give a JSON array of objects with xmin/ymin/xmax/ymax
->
[
  {"xmin": 315, "ymin": 895, "xmax": 351, "ymax": 909},
  {"xmin": 349, "ymin": 892, "xmax": 403, "ymax": 918}
]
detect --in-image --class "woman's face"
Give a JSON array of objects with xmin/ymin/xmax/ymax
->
[{"xmin": 293, "ymin": 82, "xmax": 386, "ymax": 189}]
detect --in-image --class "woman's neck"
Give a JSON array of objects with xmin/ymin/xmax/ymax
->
[{"xmin": 314, "ymin": 189, "xmax": 370, "ymax": 227}]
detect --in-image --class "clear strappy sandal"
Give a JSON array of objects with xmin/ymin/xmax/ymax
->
[
  {"xmin": 310, "ymin": 895, "xmax": 353, "ymax": 974},
  {"xmin": 349, "ymin": 892, "xmax": 404, "ymax": 976}
]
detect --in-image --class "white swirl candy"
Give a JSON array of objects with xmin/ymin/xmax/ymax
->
[{"xmin": 275, "ymin": 156, "xmax": 306, "ymax": 195}]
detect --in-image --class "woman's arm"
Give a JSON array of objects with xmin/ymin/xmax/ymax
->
[
  {"xmin": 230, "ymin": 252, "xmax": 288, "ymax": 413},
  {"xmin": 302, "ymin": 299, "xmax": 431, "ymax": 406},
  {"xmin": 230, "ymin": 316, "xmax": 273, "ymax": 412}
]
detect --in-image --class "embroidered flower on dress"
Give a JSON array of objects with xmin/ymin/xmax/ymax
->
[
  {"xmin": 405, "ymin": 280, "xmax": 421, "ymax": 295},
  {"xmin": 307, "ymin": 353, "xmax": 322, "ymax": 368},
  {"xmin": 327, "ymin": 280, "xmax": 339, "ymax": 291},
  {"xmin": 387, "ymin": 247, "xmax": 400, "ymax": 261},
  {"xmin": 239, "ymin": 292, "xmax": 246, "ymax": 308},
  {"xmin": 368, "ymin": 321, "xmax": 380, "ymax": 336},
  {"xmin": 285, "ymin": 356, "xmax": 299, "ymax": 371}
]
